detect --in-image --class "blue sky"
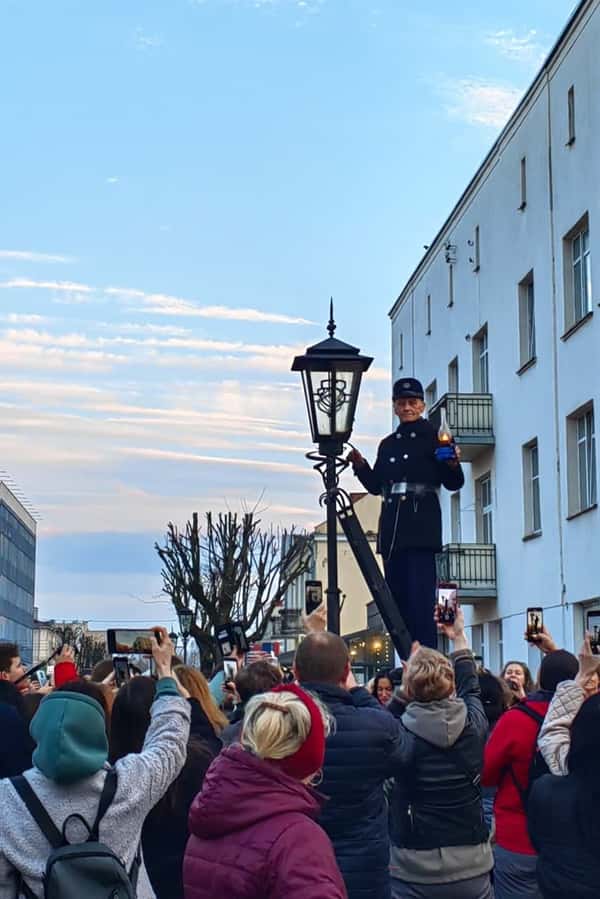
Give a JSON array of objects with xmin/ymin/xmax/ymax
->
[{"xmin": 0, "ymin": 0, "xmax": 576, "ymax": 630}]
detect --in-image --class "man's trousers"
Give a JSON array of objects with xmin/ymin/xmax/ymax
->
[{"xmin": 384, "ymin": 549, "xmax": 438, "ymax": 650}]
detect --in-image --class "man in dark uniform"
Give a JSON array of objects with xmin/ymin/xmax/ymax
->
[{"xmin": 348, "ymin": 377, "xmax": 464, "ymax": 649}]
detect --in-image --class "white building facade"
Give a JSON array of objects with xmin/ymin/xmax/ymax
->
[{"xmin": 389, "ymin": 0, "xmax": 600, "ymax": 669}]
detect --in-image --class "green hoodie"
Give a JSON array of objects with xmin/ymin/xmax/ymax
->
[{"xmin": 31, "ymin": 690, "xmax": 108, "ymax": 784}]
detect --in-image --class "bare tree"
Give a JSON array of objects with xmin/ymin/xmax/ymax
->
[{"xmin": 155, "ymin": 511, "xmax": 311, "ymax": 666}]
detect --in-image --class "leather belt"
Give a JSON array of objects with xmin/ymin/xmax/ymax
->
[{"xmin": 390, "ymin": 482, "xmax": 438, "ymax": 496}]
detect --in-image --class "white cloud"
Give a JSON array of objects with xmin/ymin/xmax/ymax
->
[
  {"xmin": 134, "ymin": 28, "xmax": 163, "ymax": 49},
  {"xmin": 0, "ymin": 277, "xmax": 93, "ymax": 293},
  {"xmin": 441, "ymin": 78, "xmax": 523, "ymax": 129},
  {"xmin": 121, "ymin": 446, "xmax": 311, "ymax": 477},
  {"xmin": 2, "ymin": 313, "xmax": 47, "ymax": 324},
  {"xmin": 106, "ymin": 176, "xmax": 119, "ymax": 184},
  {"xmin": 485, "ymin": 29, "xmax": 548, "ymax": 68},
  {"xmin": 0, "ymin": 277, "xmax": 313, "ymax": 325},
  {"xmin": 0, "ymin": 250, "xmax": 72, "ymax": 264}
]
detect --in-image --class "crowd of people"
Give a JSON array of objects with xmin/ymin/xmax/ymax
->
[{"xmin": 1, "ymin": 608, "xmax": 599, "ymax": 899}]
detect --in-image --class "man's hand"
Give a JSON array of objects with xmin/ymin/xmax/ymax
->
[
  {"xmin": 346, "ymin": 448, "xmax": 366, "ymax": 469},
  {"xmin": 303, "ymin": 602, "xmax": 327, "ymax": 634},
  {"xmin": 447, "ymin": 445, "xmax": 462, "ymax": 468},
  {"xmin": 526, "ymin": 624, "xmax": 557, "ymax": 655},
  {"xmin": 577, "ymin": 634, "xmax": 600, "ymax": 697},
  {"xmin": 151, "ymin": 626, "xmax": 174, "ymax": 679},
  {"xmin": 436, "ymin": 604, "xmax": 468, "ymax": 651}
]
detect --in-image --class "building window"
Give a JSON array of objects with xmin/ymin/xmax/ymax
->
[
  {"xmin": 488, "ymin": 619, "xmax": 504, "ymax": 671},
  {"xmin": 470, "ymin": 225, "xmax": 480, "ymax": 272},
  {"xmin": 523, "ymin": 439, "xmax": 542, "ymax": 536},
  {"xmin": 476, "ymin": 472, "xmax": 493, "ymax": 544},
  {"xmin": 450, "ymin": 492, "xmax": 462, "ymax": 543},
  {"xmin": 473, "ymin": 325, "xmax": 489, "ymax": 392},
  {"xmin": 426, "ymin": 294, "xmax": 432, "ymax": 335},
  {"xmin": 399, "ymin": 332, "xmax": 404, "ymax": 371},
  {"xmin": 425, "ymin": 379, "xmax": 437, "ymax": 408},
  {"xmin": 568, "ymin": 85, "xmax": 576, "ymax": 145},
  {"xmin": 564, "ymin": 217, "xmax": 592, "ymax": 329},
  {"xmin": 448, "ymin": 263, "xmax": 454, "ymax": 308},
  {"xmin": 519, "ymin": 156, "xmax": 527, "ymax": 210},
  {"xmin": 567, "ymin": 404, "xmax": 597, "ymax": 516},
  {"xmin": 448, "ymin": 356, "xmax": 459, "ymax": 393},
  {"xmin": 518, "ymin": 271, "xmax": 536, "ymax": 368},
  {"xmin": 471, "ymin": 624, "xmax": 484, "ymax": 663}
]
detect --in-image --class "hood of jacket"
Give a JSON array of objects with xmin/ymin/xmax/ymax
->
[
  {"xmin": 402, "ymin": 697, "xmax": 467, "ymax": 748},
  {"xmin": 188, "ymin": 743, "xmax": 323, "ymax": 839},
  {"xmin": 31, "ymin": 690, "xmax": 108, "ymax": 784}
]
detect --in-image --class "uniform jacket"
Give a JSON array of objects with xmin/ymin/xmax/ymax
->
[
  {"xmin": 183, "ymin": 744, "xmax": 347, "ymax": 899},
  {"xmin": 389, "ymin": 650, "xmax": 492, "ymax": 885},
  {"xmin": 300, "ymin": 682, "xmax": 413, "ymax": 899},
  {"xmin": 529, "ymin": 773, "xmax": 599, "ymax": 898},
  {"xmin": 538, "ymin": 680, "xmax": 586, "ymax": 776},
  {"xmin": 482, "ymin": 692, "xmax": 551, "ymax": 855},
  {"xmin": 354, "ymin": 418, "xmax": 464, "ymax": 556}
]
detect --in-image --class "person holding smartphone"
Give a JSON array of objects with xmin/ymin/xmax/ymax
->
[{"xmin": 348, "ymin": 377, "xmax": 463, "ymax": 648}]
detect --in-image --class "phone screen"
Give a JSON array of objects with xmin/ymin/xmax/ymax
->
[
  {"xmin": 437, "ymin": 583, "xmax": 458, "ymax": 624},
  {"xmin": 36, "ymin": 670, "xmax": 48, "ymax": 688},
  {"xmin": 223, "ymin": 659, "xmax": 237, "ymax": 681},
  {"xmin": 106, "ymin": 629, "xmax": 157, "ymax": 655},
  {"xmin": 586, "ymin": 612, "xmax": 600, "ymax": 655},
  {"xmin": 526, "ymin": 608, "xmax": 543, "ymax": 640},
  {"xmin": 305, "ymin": 580, "xmax": 323, "ymax": 616},
  {"xmin": 113, "ymin": 656, "xmax": 131, "ymax": 688}
]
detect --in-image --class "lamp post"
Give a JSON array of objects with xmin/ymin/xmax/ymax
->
[
  {"xmin": 177, "ymin": 607, "xmax": 194, "ymax": 665},
  {"xmin": 292, "ymin": 301, "xmax": 373, "ymax": 633}
]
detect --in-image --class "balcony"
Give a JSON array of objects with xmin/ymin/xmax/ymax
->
[
  {"xmin": 428, "ymin": 393, "xmax": 494, "ymax": 462},
  {"xmin": 436, "ymin": 543, "xmax": 497, "ymax": 602}
]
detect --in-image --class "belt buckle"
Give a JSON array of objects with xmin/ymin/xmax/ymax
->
[{"xmin": 391, "ymin": 482, "xmax": 408, "ymax": 496}]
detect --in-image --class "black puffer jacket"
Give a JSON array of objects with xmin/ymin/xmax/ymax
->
[
  {"xmin": 354, "ymin": 417, "xmax": 464, "ymax": 555},
  {"xmin": 389, "ymin": 651, "xmax": 489, "ymax": 853},
  {"xmin": 528, "ymin": 774, "xmax": 599, "ymax": 898},
  {"xmin": 300, "ymin": 682, "xmax": 413, "ymax": 899}
]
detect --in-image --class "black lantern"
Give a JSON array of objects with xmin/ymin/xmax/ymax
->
[
  {"xmin": 177, "ymin": 607, "xmax": 194, "ymax": 638},
  {"xmin": 292, "ymin": 301, "xmax": 373, "ymax": 456}
]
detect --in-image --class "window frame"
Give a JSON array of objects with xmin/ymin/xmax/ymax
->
[
  {"xmin": 522, "ymin": 438, "xmax": 542, "ymax": 538},
  {"xmin": 519, "ymin": 156, "xmax": 527, "ymax": 210},
  {"xmin": 518, "ymin": 270, "xmax": 536, "ymax": 371},
  {"xmin": 567, "ymin": 85, "xmax": 576, "ymax": 146},
  {"xmin": 567, "ymin": 402, "xmax": 597, "ymax": 517},
  {"xmin": 473, "ymin": 325, "xmax": 489, "ymax": 393},
  {"xmin": 563, "ymin": 214, "xmax": 592, "ymax": 334},
  {"xmin": 476, "ymin": 471, "xmax": 494, "ymax": 544},
  {"xmin": 426, "ymin": 294, "xmax": 432, "ymax": 336}
]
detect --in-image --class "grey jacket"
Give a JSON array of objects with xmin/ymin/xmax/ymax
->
[
  {"xmin": 0, "ymin": 687, "xmax": 191, "ymax": 899},
  {"xmin": 538, "ymin": 679, "xmax": 586, "ymax": 776}
]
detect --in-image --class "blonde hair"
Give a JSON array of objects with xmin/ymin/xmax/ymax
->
[
  {"xmin": 241, "ymin": 690, "xmax": 330, "ymax": 761},
  {"xmin": 173, "ymin": 665, "xmax": 228, "ymax": 733},
  {"xmin": 404, "ymin": 647, "xmax": 455, "ymax": 702}
]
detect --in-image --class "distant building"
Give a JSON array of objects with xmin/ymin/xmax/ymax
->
[
  {"xmin": 265, "ymin": 532, "xmax": 315, "ymax": 656},
  {"xmin": 32, "ymin": 615, "xmax": 107, "ymax": 667},
  {"xmin": 0, "ymin": 481, "xmax": 36, "ymax": 664},
  {"xmin": 389, "ymin": 0, "xmax": 600, "ymax": 667}
]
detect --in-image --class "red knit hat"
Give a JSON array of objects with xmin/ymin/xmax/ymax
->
[{"xmin": 266, "ymin": 683, "xmax": 326, "ymax": 781}]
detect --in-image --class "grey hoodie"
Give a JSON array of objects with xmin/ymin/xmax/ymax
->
[{"xmin": 0, "ymin": 679, "xmax": 190, "ymax": 899}]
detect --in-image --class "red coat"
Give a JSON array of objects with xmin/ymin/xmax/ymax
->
[
  {"xmin": 482, "ymin": 695, "xmax": 550, "ymax": 855},
  {"xmin": 184, "ymin": 744, "xmax": 347, "ymax": 899},
  {"xmin": 53, "ymin": 661, "xmax": 78, "ymax": 688}
]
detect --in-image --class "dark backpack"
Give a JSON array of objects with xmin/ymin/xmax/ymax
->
[
  {"xmin": 10, "ymin": 768, "xmax": 140, "ymax": 899},
  {"xmin": 508, "ymin": 704, "xmax": 550, "ymax": 810}
]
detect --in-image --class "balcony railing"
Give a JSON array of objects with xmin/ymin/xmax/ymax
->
[
  {"xmin": 428, "ymin": 393, "xmax": 494, "ymax": 462},
  {"xmin": 436, "ymin": 543, "xmax": 497, "ymax": 602}
]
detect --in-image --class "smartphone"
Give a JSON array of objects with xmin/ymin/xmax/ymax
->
[
  {"xmin": 305, "ymin": 580, "xmax": 323, "ymax": 616},
  {"xmin": 106, "ymin": 629, "xmax": 160, "ymax": 655},
  {"xmin": 223, "ymin": 658, "xmax": 238, "ymax": 681},
  {"xmin": 113, "ymin": 656, "xmax": 130, "ymax": 688},
  {"xmin": 36, "ymin": 670, "xmax": 48, "ymax": 688},
  {"xmin": 215, "ymin": 622, "xmax": 249, "ymax": 657},
  {"xmin": 526, "ymin": 607, "xmax": 544, "ymax": 642},
  {"xmin": 437, "ymin": 583, "xmax": 458, "ymax": 625},
  {"xmin": 586, "ymin": 613, "xmax": 600, "ymax": 655}
]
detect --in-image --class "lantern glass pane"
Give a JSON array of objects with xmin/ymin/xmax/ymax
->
[{"xmin": 334, "ymin": 369, "xmax": 358, "ymax": 435}]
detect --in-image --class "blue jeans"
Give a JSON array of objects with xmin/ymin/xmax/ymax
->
[{"xmin": 493, "ymin": 845, "xmax": 541, "ymax": 899}]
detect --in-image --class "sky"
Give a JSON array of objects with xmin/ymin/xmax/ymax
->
[{"xmin": 0, "ymin": 0, "xmax": 577, "ymax": 631}]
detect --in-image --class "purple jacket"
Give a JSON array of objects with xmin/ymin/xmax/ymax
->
[{"xmin": 184, "ymin": 744, "xmax": 347, "ymax": 899}]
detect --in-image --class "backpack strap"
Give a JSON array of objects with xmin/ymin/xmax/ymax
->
[
  {"xmin": 10, "ymin": 776, "xmax": 63, "ymax": 849},
  {"xmin": 90, "ymin": 768, "xmax": 118, "ymax": 841},
  {"xmin": 506, "ymin": 703, "xmax": 545, "ymax": 805}
]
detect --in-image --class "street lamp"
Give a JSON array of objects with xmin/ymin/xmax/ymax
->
[
  {"xmin": 177, "ymin": 607, "xmax": 195, "ymax": 665},
  {"xmin": 292, "ymin": 301, "xmax": 373, "ymax": 633}
]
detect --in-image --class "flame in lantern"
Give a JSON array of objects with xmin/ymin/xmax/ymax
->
[{"xmin": 438, "ymin": 408, "xmax": 453, "ymax": 445}]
